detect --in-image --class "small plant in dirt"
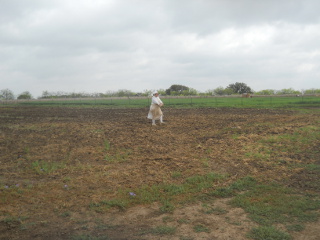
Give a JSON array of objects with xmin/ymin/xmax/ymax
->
[
  {"xmin": 286, "ymin": 224, "xmax": 305, "ymax": 232},
  {"xmin": 71, "ymin": 234, "xmax": 110, "ymax": 240},
  {"xmin": 31, "ymin": 160, "xmax": 66, "ymax": 174},
  {"xmin": 146, "ymin": 225, "xmax": 176, "ymax": 235},
  {"xmin": 171, "ymin": 171, "xmax": 182, "ymax": 178},
  {"xmin": 177, "ymin": 218, "xmax": 190, "ymax": 224},
  {"xmin": 225, "ymin": 216, "xmax": 242, "ymax": 226},
  {"xmin": 1, "ymin": 183, "xmax": 34, "ymax": 205},
  {"xmin": 209, "ymin": 176, "xmax": 256, "ymax": 198},
  {"xmin": 290, "ymin": 163, "xmax": 320, "ymax": 191},
  {"xmin": 103, "ymin": 140, "xmax": 131, "ymax": 163},
  {"xmin": 160, "ymin": 199, "xmax": 175, "ymax": 213},
  {"xmin": 163, "ymin": 184, "xmax": 186, "ymax": 195},
  {"xmin": 162, "ymin": 216, "xmax": 175, "ymax": 223},
  {"xmin": 247, "ymin": 226, "xmax": 291, "ymax": 240},
  {"xmin": 201, "ymin": 157, "xmax": 209, "ymax": 168},
  {"xmin": 89, "ymin": 199, "xmax": 128, "ymax": 212},
  {"xmin": 304, "ymin": 163, "xmax": 320, "ymax": 172},
  {"xmin": 2, "ymin": 216, "xmax": 21, "ymax": 225},
  {"xmin": 201, "ymin": 204, "xmax": 228, "ymax": 215},
  {"xmin": 1, "ymin": 216, "xmax": 29, "ymax": 230},
  {"xmin": 60, "ymin": 211, "xmax": 71, "ymax": 218},
  {"xmin": 104, "ymin": 140, "xmax": 111, "ymax": 151},
  {"xmin": 193, "ymin": 224, "xmax": 210, "ymax": 233},
  {"xmin": 19, "ymin": 221, "xmax": 36, "ymax": 230},
  {"xmin": 104, "ymin": 149, "xmax": 130, "ymax": 163},
  {"xmin": 24, "ymin": 147, "xmax": 30, "ymax": 157},
  {"xmin": 185, "ymin": 172, "xmax": 225, "ymax": 192},
  {"xmin": 180, "ymin": 237, "xmax": 194, "ymax": 240},
  {"xmin": 94, "ymin": 219, "xmax": 117, "ymax": 230},
  {"xmin": 63, "ymin": 176, "xmax": 71, "ymax": 183}
]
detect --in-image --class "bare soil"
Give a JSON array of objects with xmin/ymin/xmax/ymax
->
[{"xmin": 0, "ymin": 107, "xmax": 319, "ymax": 240}]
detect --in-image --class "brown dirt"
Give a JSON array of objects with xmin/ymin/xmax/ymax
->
[{"xmin": 0, "ymin": 107, "xmax": 319, "ymax": 240}]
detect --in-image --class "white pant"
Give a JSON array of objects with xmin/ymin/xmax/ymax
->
[{"xmin": 152, "ymin": 116, "xmax": 163, "ymax": 124}]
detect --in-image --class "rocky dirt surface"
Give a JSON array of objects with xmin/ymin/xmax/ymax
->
[{"xmin": 0, "ymin": 107, "xmax": 319, "ymax": 240}]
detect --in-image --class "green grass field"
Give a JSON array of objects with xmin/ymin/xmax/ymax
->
[{"xmin": 2, "ymin": 95, "xmax": 320, "ymax": 109}]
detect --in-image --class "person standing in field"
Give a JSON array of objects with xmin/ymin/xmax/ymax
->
[{"xmin": 147, "ymin": 91, "xmax": 165, "ymax": 126}]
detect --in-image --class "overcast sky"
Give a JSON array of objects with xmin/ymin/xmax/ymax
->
[{"xmin": 1, "ymin": 0, "xmax": 320, "ymax": 97}]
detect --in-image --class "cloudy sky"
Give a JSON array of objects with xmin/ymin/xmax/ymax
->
[{"xmin": 1, "ymin": 0, "xmax": 320, "ymax": 98}]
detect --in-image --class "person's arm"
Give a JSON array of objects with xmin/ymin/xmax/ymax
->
[{"xmin": 158, "ymin": 98, "xmax": 164, "ymax": 107}]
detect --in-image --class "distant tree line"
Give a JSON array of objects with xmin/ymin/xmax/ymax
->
[{"xmin": 1, "ymin": 83, "xmax": 320, "ymax": 100}]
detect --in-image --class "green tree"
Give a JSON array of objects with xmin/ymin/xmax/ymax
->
[
  {"xmin": 226, "ymin": 82, "xmax": 253, "ymax": 94},
  {"xmin": 104, "ymin": 90, "xmax": 116, "ymax": 97},
  {"xmin": 205, "ymin": 89, "xmax": 215, "ymax": 96},
  {"xmin": 207, "ymin": 87, "xmax": 233, "ymax": 96},
  {"xmin": 304, "ymin": 88, "xmax": 320, "ymax": 94},
  {"xmin": 276, "ymin": 88, "xmax": 300, "ymax": 95},
  {"xmin": 17, "ymin": 91, "xmax": 33, "ymax": 99},
  {"xmin": 223, "ymin": 88, "xmax": 234, "ymax": 95},
  {"xmin": 116, "ymin": 89, "xmax": 135, "ymax": 97},
  {"xmin": 187, "ymin": 88, "xmax": 198, "ymax": 96},
  {"xmin": 0, "ymin": 88, "xmax": 15, "ymax": 100},
  {"xmin": 157, "ymin": 89, "xmax": 167, "ymax": 96},
  {"xmin": 255, "ymin": 89, "xmax": 276, "ymax": 95},
  {"xmin": 213, "ymin": 86, "xmax": 225, "ymax": 95},
  {"xmin": 166, "ymin": 84, "xmax": 189, "ymax": 95},
  {"xmin": 141, "ymin": 89, "xmax": 152, "ymax": 97}
]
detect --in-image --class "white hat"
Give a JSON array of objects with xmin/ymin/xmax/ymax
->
[{"xmin": 153, "ymin": 91, "xmax": 158, "ymax": 95}]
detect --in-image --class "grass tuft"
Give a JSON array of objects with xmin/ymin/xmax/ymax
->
[
  {"xmin": 209, "ymin": 176, "xmax": 257, "ymax": 198},
  {"xmin": 160, "ymin": 200, "xmax": 175, "ymax": 213},
  {"xmin": 31, "ymin": 160, "xmax": 66, "ymax": 174},
  {"xmin": 286, "ymin": 224, "xmax": 305, "ymax": 232},
  {"xmin": 230, "ymin": 183, "xmax": 320, "ymax": 226},
  {"xmin": 247, "ymin": 226, "xmax": 291, "ymax": 240},
  {"xmin": 89, "ymin": 199, "xmax": 128, "ymax": 212},
  {"xmin": 193, "ymin": 224, "xmax": 210, "ymax": 233}
]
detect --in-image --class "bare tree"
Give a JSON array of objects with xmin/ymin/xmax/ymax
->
[{"xmin": 0, "ymin": 89, "xmax": 15, "ymax": 100}]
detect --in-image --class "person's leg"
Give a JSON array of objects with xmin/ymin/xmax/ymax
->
[
  {"xmin": 160, "ymin": 115, "xmax": 164, "ymax": 123},
  {"xmin": 152, "ymin": 119, "xmax": 156, "ymax": 125}
]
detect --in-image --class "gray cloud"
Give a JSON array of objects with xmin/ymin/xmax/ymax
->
[{"xmin": 1, "ymin": 0, "xmax": 319, "ymax": 97}]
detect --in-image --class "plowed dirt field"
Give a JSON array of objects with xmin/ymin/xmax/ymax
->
[{"xmin": 0, "ymin": 107, "xmax": 319, "ymax": 239}]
